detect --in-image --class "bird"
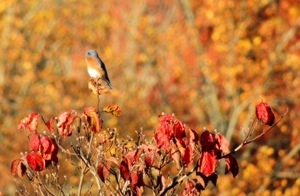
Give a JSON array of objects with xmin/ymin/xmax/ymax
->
[{"xmin": 85, "ymin": 49, "xmax": 113, "ymax": 89}]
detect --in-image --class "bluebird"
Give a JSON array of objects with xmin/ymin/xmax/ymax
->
[{"xmin": 85, "ymin": 49, "xmax": 113, "ymax": 89}]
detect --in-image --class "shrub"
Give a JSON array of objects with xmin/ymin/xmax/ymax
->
[{"xmin": 11, "ymin": 81, "xmax": 287, "ymax": 195}]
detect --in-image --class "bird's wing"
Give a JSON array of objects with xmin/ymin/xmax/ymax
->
[{"xmin": 96, "ymin": 57, "xmax": 112, "ymax": 83}]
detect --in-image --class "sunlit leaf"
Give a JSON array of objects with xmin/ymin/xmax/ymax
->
[
  {"xmin": 18, "ymin": 112, "xmax": 40, "ymax": 133},
  {"xmin": 215, "ymin": 133, "xmax": 230, "ymax": 155},
  {"xmin": 57, "ymin": 110, "xmax": 77, "ymax": 139},
  {"xmin": 182, "ymin": 145, "xmax": 193, "ymax": 166},
  {"xmin": 256, "ymin": 102, "xmax": 275, "ymax": 126},
  {"xmin": 183, "ymin": 180, "xmax": 197, "ymax": 196},
  {"xmin": 11, "ymin": 159, "xmax": 26, "ymax": 178},
  {"xmin": 29, "ymin": 133, "xmax": 41, "ymax": 152},
  {"xmin": 130, "ymin": 171, "xmax": 144, "ymax": 196},
  {"xmin": 45, "ymin": 117, "xmax": 56, "ymax": 133},
  {"xmin": 84, "ymin": 107, "xmax": 101, "ymax": 133},
  {"xmin": 103, "ymin": 104, "xmax": 121, "ymax": 117},
  {"xmin": 198, "ymin": 151, "xmax": 217, "ymax": 177},
  {"xmin": 88, "ymin": 78, "xmax": 111, "ymax": 95},
  {"xmin": 26, "ymin": 153, "xmax": 45, "ymax": 172}
]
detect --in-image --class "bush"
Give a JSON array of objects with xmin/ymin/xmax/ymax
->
[{"xmin": 11, "ymin": 80, "xmax": 287, "ymax": 195}]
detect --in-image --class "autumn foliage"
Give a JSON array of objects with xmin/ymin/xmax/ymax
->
[
  {"xmin": 2, "ymin": 0, "xmax": 300, "ymax": 195},
  {"xmin": 11, "ymin": 92, "xmax": 287, "ymax": 195}
]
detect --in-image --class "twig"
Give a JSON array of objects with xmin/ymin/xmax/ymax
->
[
  {"xmin": 36, "ymin": 172, "xmax": 55, "ymax": 196},
  {"xmin": 219, "ymin": 108, "xmax": 289, "ymax": 159},
  {"xmin": 77, "ymin": 163, "xmax": 87, "ymax": 196},
  {"xmin": 159, "ymin": 164, "xmax": 198, "ymax": 196},
  {"xmin": 72, "ymin": 145, "xmax": 102, "ymax": 192}
]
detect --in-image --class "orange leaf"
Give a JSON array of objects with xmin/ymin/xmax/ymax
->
[
  {"xmin": 88, "ymin": 78, "xmax": 111, "ymax": 95},
  {"xmin": 103, "ymin": 104, "xmax": 121, "ymax": 117},
  {"xmin": 84, "ymin": 107, "xmax": 101, "ymax": 133},
  {"xmin": 11, "ymin": 159, "xmax": 26, "ymax": 178}
]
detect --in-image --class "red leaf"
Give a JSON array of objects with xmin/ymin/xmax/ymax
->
[
  {"xmin": 200, "ymin": 130, "xmax": 216, "ymax": 151},
  {"xmin": 130, "ymin": 171, "xmax": 144, "ymax": 196},
  {"xmin": 48, "ymin": 138, "xmax": 59, "ymax": 162},
  {"xmin": 120, "ymin": 160, "xmax": 130, "ymax": 180},
  {"xmin": 225, "ymin": 156, "xmax": 239, "ymax": 178},
  {"xmin": 57, "ymin": 110, "xmax": 77, "ymax": 139},
  {"xmin": 198, "ymin": 151, "xmax": 217, "ymax": 177},
  {"xmin": 41, "ymin": 136, "xmax": 58, "ymax": 161},
  {"xmin": 11, "ymin": 159, "xmax": 20, "ymax": 175},
  {"xmin": 84, "ymin": 107, "xmax": 101, "ymax": 133},
  {"xmin": 214, "ymin": 133, "xmax": 230, "ymax": 155},
  {"xmin": 29, "ymin": 134, "xmax": 41, "ymax": 151},
  {"xmin": 119, "ymin": 150, "xmax": 141, "ymax": 180},
  {"xmin": 45, "ymin": 117, "xmax": 55, "ymax": 133},
  {"xmin": 155, "ymin": 114, "xmax": 182, "ymax": 150},
  {"xmin": 40, "ymin": 135, "xmax": 52, "ymax": 154},
  {"xmin": 26, "ymin": 153, "xmax": 45, "ymax": 171},
  {"xmin": 182, "ymin": 145, "xmax": 193, "ymax": 166},
  {"xmin": 11, "ymin": 159, "xmax": 26, "ymax": 178},
  {"xmin": 183, "ymin": 180, "xmax": 197, "ymax": 196},
  {"xmin": 125, "ymin": 150, "xmax": 138, "ymax": 169},
  {"xmin": 18, "ymin": 112, "xmax": 40, "ymax": 133},
  {"xmin": 187, "ymin": 129, "xmax": 200, "ymax": 147},
  {"xmin": 256, "ymin": 102, "xmax": 275, "ymax": 126},
  {"xmin": 29, "ymin": 134, "xmax": 58, "ymax": 162},
  {"xmin": 173, "ymin": 119, "xmax": 186, "ymax": 145},
  {"xmin": 130, "ymin": 172, "xmax": 139, "ymax": 187},
  {"xmin": 98, "ymin": 162, "xmax": 111, "ymax": 182},
  {"xmin": 154, "ymin": 129, "xmax": 171, "ymax": 150},
  {"xmin": 184, "ymin": 129, "xmax": 199, "ymax": 161},
  {"xmin": 140, "ymin": 144, "xmax": 157, "ymax": 167},
  {"xmin": 144, "ymin": 154, "xmax": 154, "ymax": 168}
]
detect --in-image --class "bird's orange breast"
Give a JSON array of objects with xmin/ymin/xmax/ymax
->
[
  {"xmin": 85, "ymin": 57, "xmax": 105, "ymax": 78},
  {"xmin": 86, "ymin": 57, "xmax": 100, "ymax": 69}
]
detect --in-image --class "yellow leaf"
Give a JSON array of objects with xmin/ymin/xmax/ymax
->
[{"xmin": 103, "ymin": 105, "xmax": 121, "ymax": 117}]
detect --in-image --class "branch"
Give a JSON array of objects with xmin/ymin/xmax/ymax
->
[
  {"xmin": 36, "ymin": 172, "xmax": 55, "ymax": 196},
  {"xmin": 77, "ymin": 163, "xmax": 87, "ymax": 196},
  {"xmin": 72, "ymin": 145, "xmax": 102, "ymax": 192},
  {"xmin": 220, "ymin": 108, "xmax": 289, "ymax": 159},
  {"xmin": 159, "ymin": 164, "xmax": 198, "ymax": 196}
]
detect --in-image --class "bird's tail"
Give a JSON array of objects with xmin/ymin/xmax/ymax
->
[{"xmin": 106, "ymin": 80, "xmax": 113, "ymax": 89}]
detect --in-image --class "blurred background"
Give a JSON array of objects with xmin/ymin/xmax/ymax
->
[{"xmin": 0, "ymin": 0, "xmax": 299, "ymax": 194}]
